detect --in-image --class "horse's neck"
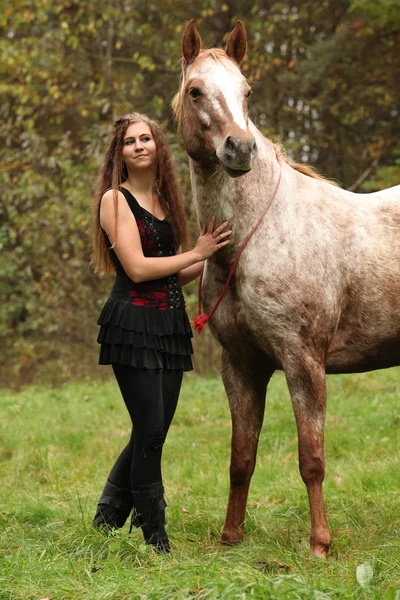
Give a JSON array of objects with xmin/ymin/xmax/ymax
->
[
  {"xmin": 189, "ymin": 127, "xmax": 279, "ymax": 227},
  {"xmin": 189, "ymin": 160, "xmax": 237, "ymax": 225}
]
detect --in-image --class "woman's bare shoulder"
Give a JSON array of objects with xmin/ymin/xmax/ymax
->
[
  {"xmin": 100, "ymin": 188, "xmax": 121, "ymax": 203},
  {"xmin": 100, "ymin": 189, "xmax": 130, "ymax": 212},
  {"xmin": 100, "ymin": 189, "xmax": 132, "ymax": 232}
]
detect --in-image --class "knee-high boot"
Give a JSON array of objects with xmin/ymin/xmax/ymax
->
[
  {"xmin": 93, "ymin": 480, "xmax": 133, "ymax": 531},
  {"xmin": 131, "ymin": 481, "xmax": 170, "ymax": 553}
]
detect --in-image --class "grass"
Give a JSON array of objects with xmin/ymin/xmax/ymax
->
[{"xmin": 0, "ymin": 369, "xmax": 399, "ymax": 599}]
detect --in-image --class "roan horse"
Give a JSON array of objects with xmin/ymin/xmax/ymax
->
[{"xmin": 172, "ymin": 20, "xmax": 400, "ymax": 558}]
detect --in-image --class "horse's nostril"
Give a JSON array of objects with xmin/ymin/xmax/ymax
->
[
  {"xmin": 223, "ymin": 135, "xmax": 256, "ymax": 161},
  {"xmin": 225, "ymin": 136, "xmax": 237, "ymax": 152}
]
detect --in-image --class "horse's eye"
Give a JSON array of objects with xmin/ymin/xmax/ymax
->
[
  {"xmin": 246, "ymin": 89, "xmax": 253, "ymax": 98},
  {"xmin": 189, "ymin": 88, "xmax": 202, "ymax": 99}
]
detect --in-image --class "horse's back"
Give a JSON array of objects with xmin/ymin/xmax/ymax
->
[
  {"xmin": 235, "ymin": 175, "xmax": 400, "ymax": 374},
  {"xmin": 362, "ymin": 184, "xmax": 400, "ymax": 202}
]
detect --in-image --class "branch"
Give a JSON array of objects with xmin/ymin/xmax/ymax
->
[{"xmin": 347, "ymin": 158, "xmax": 379, "ymax": 192}]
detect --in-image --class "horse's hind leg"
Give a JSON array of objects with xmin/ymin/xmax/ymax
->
[
  {"xmin": 284, "ymin": 355, "xmax": 331, "ymax": 558},
  {"xmin": 220, "ymin": 349, "xmax": 274, "ymax": 545}
]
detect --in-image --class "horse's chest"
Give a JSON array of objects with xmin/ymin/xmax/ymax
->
[{"xmin": 201, "ymin": 268, "xmax": 263, "ymax": 346}]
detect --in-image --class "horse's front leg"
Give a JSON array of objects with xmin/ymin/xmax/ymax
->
[
  {"xmin": 220, "ymin": 349, "xmax": 274, "ymax": 545},
  {"xmin": 284, "ymin": 355, "xmax": 331, "ymax": 558}
]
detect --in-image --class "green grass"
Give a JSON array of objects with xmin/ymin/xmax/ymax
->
[{"xmin": 0, "ymin": 369, "xmax": 400, "ymax": 599}]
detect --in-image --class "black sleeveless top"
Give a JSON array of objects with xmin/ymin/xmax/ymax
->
[{"xmin": 97, "ymin": 187, "xmax": 193, "ymax": 371}]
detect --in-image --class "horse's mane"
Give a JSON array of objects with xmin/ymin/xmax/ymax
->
[
  {"xmin": 291, "ymin": 163, "xmax": 339, "ymax": 186},
  {"xmin": 290, "ymin": 163, "xmax": 329, "ymax": 181},
  {"xmin": 171, "ymin": 84, "xmax": 184, "ymax": 132},
  {"xmin": 171, "ymin": 51, "xmax": 338, "ymax": 188},
  {"xmin": 273, "ymin": 143, "xmax": 339, "ymax": 186}
]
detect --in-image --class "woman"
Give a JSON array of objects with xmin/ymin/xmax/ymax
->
[{"xmin": 91, "ymin": 113, "xmax": 231, "ymax": 553}]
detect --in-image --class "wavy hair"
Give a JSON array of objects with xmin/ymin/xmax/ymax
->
[{"xmin": 91, "ymin": 113, "xmax": 189, "ymax": 275}]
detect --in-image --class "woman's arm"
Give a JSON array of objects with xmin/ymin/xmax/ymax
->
[
  {"xmin": 179, "ymin": 261, "xmax": 204, "ymax": 286},
  {"xmin": 100, "ymin": 190, "xmax": 230, "ymax": 283}
]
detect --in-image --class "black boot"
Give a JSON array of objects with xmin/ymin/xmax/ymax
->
[
  {"xmin": 131, "ymin": 482, "xmax": 170, "ymax": 553},
  {"xmin": 93, "ymin": 480, "xmax": 133, "ymax": 532}
]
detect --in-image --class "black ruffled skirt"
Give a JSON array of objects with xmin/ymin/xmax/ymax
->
[{"xmin": 97, "ymin": 278, "xmax": 193, "ymax": 371}]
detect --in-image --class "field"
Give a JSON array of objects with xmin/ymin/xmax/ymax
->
[{"xmin": 0, "ymin": 368, "xmax": 399, "ymax": 599}]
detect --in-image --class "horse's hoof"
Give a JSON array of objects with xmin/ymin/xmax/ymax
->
[
  {"xmin": 310, "ymin": 544, "xmax": 329, "ymax": 559},
  {"xmin": 220, "ymin": 530, "xmax": 243, "ymax": 545},
  {"xmin": 310, "ymin": 531, "xmax": 331, "ymax": 559}
]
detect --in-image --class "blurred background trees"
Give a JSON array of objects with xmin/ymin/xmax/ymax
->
[{"xmin": 1, "ymin": 0, "xmax": 399, "ymax": 387}]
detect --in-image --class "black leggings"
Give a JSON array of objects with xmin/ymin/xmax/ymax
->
[{"xmin": 106, "ymin": 365, "xmax": 183, "ymax": 491}]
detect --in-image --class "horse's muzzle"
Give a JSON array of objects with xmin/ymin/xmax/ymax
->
[{"xmin": 217, "ymin": 134, "xmax": 258, "ymax": 177}]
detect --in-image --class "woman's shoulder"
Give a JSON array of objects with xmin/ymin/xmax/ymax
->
[
  {"xmin": 99, "ymin": 188, "xmax": 135, "ymax": 226},
  {"xmin": 100, "ymin": 188, "xmax": 133, "ymax": 210},
  {"xmin": 101, "ymin": 188, "xmax": 124, "ymax": 202}
]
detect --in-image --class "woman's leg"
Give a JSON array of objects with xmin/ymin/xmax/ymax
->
[
  {"xmin": 98, "ymin": 367, "xmax": 183, "ymax": 488},
  {"xmin": 111, "ymin": 365, "xmax": 165, "ymax": 488},
  {"xmin": 112, "ymin": 365, "xmax": 183, "ymax": 551},
  {"xmin": 162, "ymin": 369, "xmax": 183, "ymax": 437},
  {"xmin": 110, "ymin": 365, "xmax": 167, "ymax": 549},
  {"xmin": 94, "ymin": 365, "xmax": 184, "ymax": 545},
  {"xmin": 106, "ymin": 433, "xmax": 134, "ymax": 485},
  {"xmin": 93, "ymin": 389, "xmax": 136, "ymax": 531},
  {"xmin": 122, "ymin": 368, "xmax": 183, "ymax": 487},
  {"xmin": 92, "ymin": 429, "xmax": 135, "ymax": 529}
]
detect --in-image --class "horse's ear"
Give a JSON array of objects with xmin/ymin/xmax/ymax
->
[
  {"xmin": 182, "ymin": 19, "xmax": 202, "ymax": 66},
  {"xmin": 225, "ymin": 20, "xmax": 247, "ymax": 65}
]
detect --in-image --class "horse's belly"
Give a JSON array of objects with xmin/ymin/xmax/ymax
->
[
  {"xmin": 327, "ymin": 297, "xmax": 400, "ymax": 373},
  {"xmin": 326, "ymin": 335, "xmax": 400, "ymax": 374}
]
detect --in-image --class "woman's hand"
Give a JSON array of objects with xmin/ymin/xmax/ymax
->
[{"xmin": 193, "ymin": 217, "xmax": 232, "ymax": 261}]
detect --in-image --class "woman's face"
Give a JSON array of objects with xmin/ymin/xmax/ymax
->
[{"xmin": 121, "ymin": 121, "xmax": 157, "ymax": 173}]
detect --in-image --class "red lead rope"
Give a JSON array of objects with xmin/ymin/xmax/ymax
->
[{"xmin": 192, "ymin": 158, "xmax": 282, "ymax": 334}]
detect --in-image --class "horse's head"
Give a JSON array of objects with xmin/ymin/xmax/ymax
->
[{"xmin": 173, "ymin": 20, "xmax": 257, "ymax": 178}]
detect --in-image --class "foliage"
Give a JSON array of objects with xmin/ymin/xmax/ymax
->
[
  {"xmin": 350, "ymin": 0, "xmax": 400, "ymax": 28},
  {"xmin": 249, "ymin": 1, "xmax": 400, "ymax": 187},
  {"xmin": 1, "ymin": 0, "xmax": 399, "ymax": 385},
  {"xmin": 1, "ymin": 370, "xmax": 400, "ymax": 598}
]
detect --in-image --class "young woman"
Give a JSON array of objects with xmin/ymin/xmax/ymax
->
[{"xmin": 91, "ymin": 113, "xmax": 231, "ymax": 553}]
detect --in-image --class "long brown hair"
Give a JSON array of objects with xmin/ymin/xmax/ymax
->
[{"xmin": 91, "ymin": 112, "xmax": 189, "ymax": 275}]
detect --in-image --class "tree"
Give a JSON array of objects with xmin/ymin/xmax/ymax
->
[{"xmin": 1, "ymin": 0, "xmax": 399, "ymax": 386}]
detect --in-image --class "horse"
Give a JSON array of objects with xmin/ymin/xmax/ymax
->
[{"xmin": 172, "ymin": 19, "xmax": 400, "ymax": 558}]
